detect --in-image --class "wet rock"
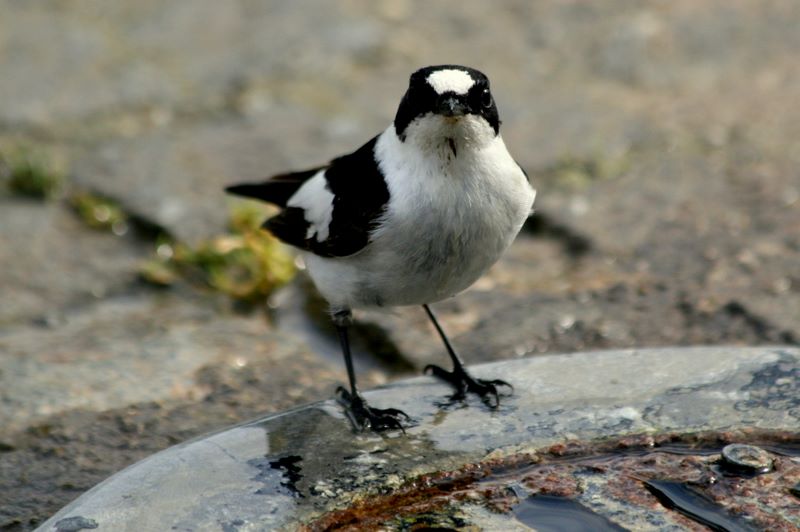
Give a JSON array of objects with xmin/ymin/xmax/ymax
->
[
  {"xmin": 0, "ymin": 310, "xmax": 355, "ymax": 532},
  {"xmin": 511, "ymin": 494, "xmax": 626, "ymax": 532},
  {"xmin": 35, "ymin": 347, "xmax": 800, "ymax": 530},
  {"xmin": 641, "ymin": 480, "xmax": 751, "ymax": 532},
  {"xmin": 53, "ymin": 516, "xmax": 97, "ymax": 532}
]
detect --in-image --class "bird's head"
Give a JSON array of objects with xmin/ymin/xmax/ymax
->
[{"xmin": 393, "ymin": 65, "xmax": 501, "ymax": 153}]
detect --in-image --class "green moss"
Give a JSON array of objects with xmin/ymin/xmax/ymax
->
[
  {"xmin": 0, "ymin": 147, "xmax": 63, "ymax": 199},
  {"xmin": 388, "ymin": 508, "xmax": 471, "ymax": 530},
  {"xmin": 70, "ymin": 192, "xmax": 129, "ymax": 233},
  {"xmin": 139, "ymin": 202, "xmax": 296, "ymax": 302}
]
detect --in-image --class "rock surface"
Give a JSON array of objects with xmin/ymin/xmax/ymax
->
[
  {"xmin": 1, "ymin": 1, "xmax": 800, "ymax": 530},
  {"xmin": 36, "ymin": 347, "xmax": 800, "ymax": 531}
]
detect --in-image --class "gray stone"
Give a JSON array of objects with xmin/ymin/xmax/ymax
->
[
  {"xmin": 53, "ymin": 516, "xmax": 97, "ymax": 532},
  {"xmin": 359, "ymin": 271, "xmax": 799, "ymax": 372},
  {"xmin": 0, "ymin": 292, "xmax": 345, "ymax": 436},
  {"xmin": 68, "ymin": 111, "xmax": 353, "ymax": 246},
  {"xmin": 36, "ymin": 347, "xmax": 800, "ymax": 530},
  {"xmin": 0, "ymin": 198, "xmax": 147, "ymax": 325},
  {"xmin": 0, "ymin": 1, "xmax": 386, "ymax": 129}
]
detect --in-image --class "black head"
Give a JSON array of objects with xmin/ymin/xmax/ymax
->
[{"xmin": 394, "ymin": 65, "xmax": 500, "ymax": 141}]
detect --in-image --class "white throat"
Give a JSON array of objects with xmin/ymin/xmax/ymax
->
[{"xmin": 400, "ymin": 114, "xmax": 497, "ymax": 158}]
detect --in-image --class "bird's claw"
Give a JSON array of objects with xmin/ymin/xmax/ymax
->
[
  {"xmin": 424, "ymin": 364, "xmax": 513, "ymax": 408},
  {"xmin": 336, "ymin": 387, "xmax": 410, "ymax": 433}
]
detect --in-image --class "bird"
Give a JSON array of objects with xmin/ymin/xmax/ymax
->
[{"xmin": 226, "ymin": 65, "xmax": 536, "ymax": 432}]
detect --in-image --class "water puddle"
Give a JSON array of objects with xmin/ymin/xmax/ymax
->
[
  {"xmin": 269, "ymin": 455, "xmax": 304, "ymax": 497},
  {"xmin": 512, "ymin": 492, "xmax": 627, "ymax": 531},
  {"xmin": 643, "ymin": 480, "xmax": 753, "ymax": 532}
]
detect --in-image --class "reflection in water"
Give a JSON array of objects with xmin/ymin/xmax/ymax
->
[
  {"xmin": 248, "ymin": 404, "xmax": 440, "ymax": 503},
  {"xmin": 643, "ymin": 480, "xmax": 753, "ymax": 532},
  {"xmin": 269, "ymin": 455, "xmax": 304, "ymax": 497},
  {"xmin": 512, "ymin": 493, "xmax": 628, "ymax": 532}
]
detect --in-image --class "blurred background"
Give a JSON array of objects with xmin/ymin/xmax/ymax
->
[{"xmin": 1, "ymin": 1, "xmax": 799, "ymax": 528}]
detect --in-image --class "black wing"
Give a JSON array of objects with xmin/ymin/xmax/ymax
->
[
  {"xmin": 225, "ymin": 167, "xmax": 322, "ymax": 208},
  {"xmin": 225, "ymin": 135, "xmax": 390, "ymax": 258}
]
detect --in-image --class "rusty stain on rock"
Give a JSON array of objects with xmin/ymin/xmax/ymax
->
[
  {"xmin": 36, "ymin": 347, "xmax": 799, "ymax": 530},
  {"xmin": 305, "ymin": 429, "xmax": 800, "ymax": 531}
]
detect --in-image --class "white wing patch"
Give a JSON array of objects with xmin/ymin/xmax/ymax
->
[
  {"xmin": 286, "ymin": 170, "xmax": 335, "ymax": 241},
  {"xmin": 426, "ymin": 69, "xmax": 475, "ymax": 95}
]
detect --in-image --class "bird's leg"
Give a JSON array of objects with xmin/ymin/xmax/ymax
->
[
  {"xmin": 332, "ymin": 309, "xmax": 409, "ymax": 432},
  {"xmin": 422, "ymin": 304, "xmax": 513, "ymax": 407}
]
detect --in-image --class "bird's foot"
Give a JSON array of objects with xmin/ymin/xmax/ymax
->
[
  {"xmin": 336, "ymin": 387, "xmax": 410, "ymax": 433},
  {"xmin": 424, "ymin": 364, "xmax": 513, "ymax": 408}
]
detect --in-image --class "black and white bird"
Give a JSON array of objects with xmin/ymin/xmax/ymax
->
[{"xmin": 226, "ymin": 65, "xmax": 536, "ymax": 431}]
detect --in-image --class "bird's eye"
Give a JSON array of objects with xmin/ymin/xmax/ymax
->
[{"xmin": 480, "ymin": 89, "xmax": 492, "ymax": 108}]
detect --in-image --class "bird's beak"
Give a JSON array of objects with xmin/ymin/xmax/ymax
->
[{"xmin": 437, "ymin": 96, "xmax": 467, "ymax": 117}]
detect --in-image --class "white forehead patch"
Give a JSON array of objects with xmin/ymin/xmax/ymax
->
[{"xmin": 426, "ymin": 69, "xmax": 475, "ymax": 95}]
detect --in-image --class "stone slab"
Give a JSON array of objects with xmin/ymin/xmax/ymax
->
[
  {"xmin": 37, "ymin": 346, "xmax": 799, "ymax": 530},
  {"xmin": 0, "ymin": 198, "xmax": 147, "ymax": 325},
  {"xmin": 0, "ymin": 293, "xmax": 338, "ymax": 436}
]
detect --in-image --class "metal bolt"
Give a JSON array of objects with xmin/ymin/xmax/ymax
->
[{"xmin": 720, "ymin": 444, "xmax": 773, "ymax": 475}]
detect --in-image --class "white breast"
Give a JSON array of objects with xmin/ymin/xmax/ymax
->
[{"xmin": 303, "ymin": 124, "xmax": 535, "ymax": 310}]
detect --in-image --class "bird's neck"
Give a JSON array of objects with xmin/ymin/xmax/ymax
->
[{"xmin": 398, "ymin": 117, "xmax": 496, "ymax": 164}]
